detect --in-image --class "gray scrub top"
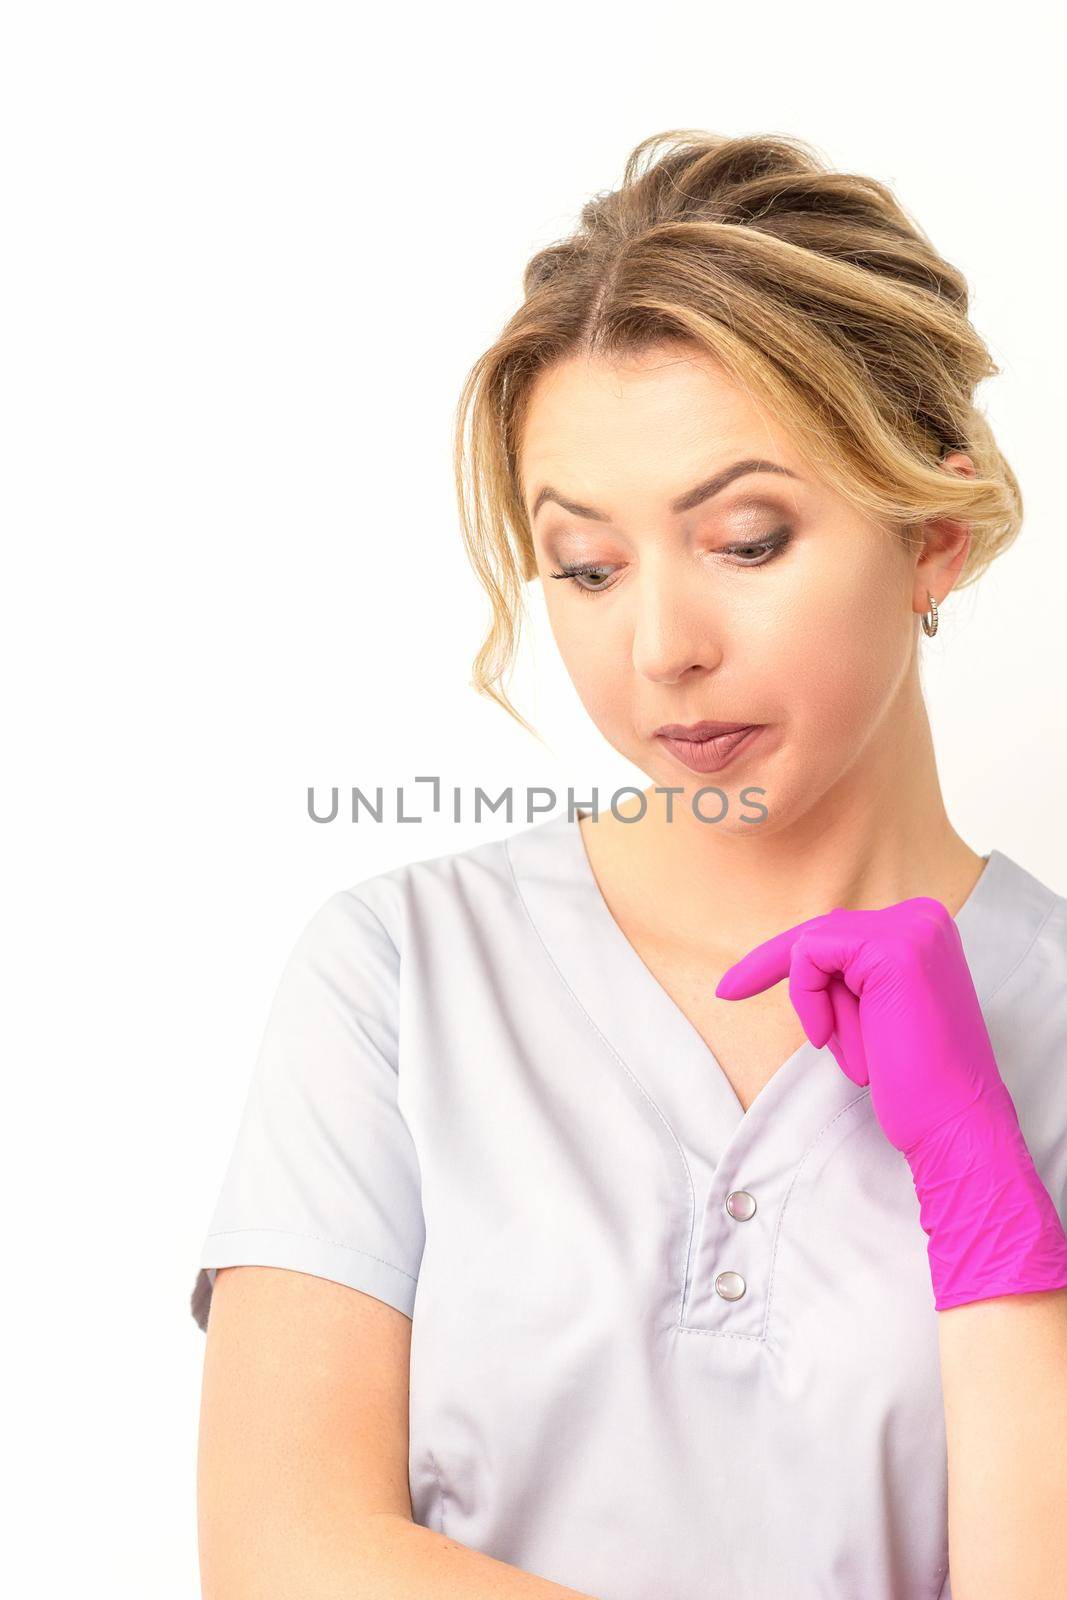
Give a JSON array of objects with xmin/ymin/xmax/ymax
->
[{"xmin": 191, "ymin": 808, "xmax": 1067, "ymax": 1600}]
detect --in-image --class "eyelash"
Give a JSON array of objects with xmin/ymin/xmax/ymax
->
[{"xmin": 548, "ymin": 530, "xmax": 792, "ymax": 598}]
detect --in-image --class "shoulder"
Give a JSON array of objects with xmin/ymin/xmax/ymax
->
[
  {"xmin": 979, "ymin": 850, "xmax": 1067, "ymax": 1180},
  {"xmin": 985, "ymin": 849, "xmax": 1067, "ymax": 999},
  {"xmin": 297, "ymin": 811, "xmax": 573, "ymax": 964}
]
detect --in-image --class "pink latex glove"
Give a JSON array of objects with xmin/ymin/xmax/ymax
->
[{"xmin": 715, "ymin": 895, "xmax": 1067, "ymax": 1311}]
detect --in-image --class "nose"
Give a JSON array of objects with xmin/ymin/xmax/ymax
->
[{"xmin": 631, "ymin": 559, "xmax": 725, "ymax": 683}]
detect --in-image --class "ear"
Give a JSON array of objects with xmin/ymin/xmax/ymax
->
[{"xmin": 912, "ymin": 451, "xmax": 976, "ymax": 618}]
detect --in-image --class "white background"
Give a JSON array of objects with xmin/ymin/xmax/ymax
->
[{"xmin": 3, "ymin": 2, "xmax": 1064, "ymax": 1592}]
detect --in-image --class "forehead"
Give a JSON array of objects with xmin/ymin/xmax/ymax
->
[{"xmin": 518, "ymin": 348, "xmax": 801, "ymax": 512}]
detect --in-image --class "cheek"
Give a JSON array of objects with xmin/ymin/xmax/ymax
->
[
  {"xmin": 543, "ymin": 592, "xmax": 624, "ymax": 703},
  {"xmin": 782, "ymin": 551, "xmax": 912, "ymax": 726}
]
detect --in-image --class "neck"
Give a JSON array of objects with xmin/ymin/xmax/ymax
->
[{"xmin": 584, "ymin": 666, "xmax": 985, "ymax": 962}]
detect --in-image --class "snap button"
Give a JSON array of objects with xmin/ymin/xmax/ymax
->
[
  {"xmin": 714, "ymin": 1270, "xmax": 746, "ymax": 1301},
  {"xmin": 725, "ymin": 1189, "xmax": 757, "ymax": 1221}
]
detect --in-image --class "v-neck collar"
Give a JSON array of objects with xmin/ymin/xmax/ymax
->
[
  {"xmin": 505, "ymin": 809, "xmax": 1054, "ymax": 1330},
  {"xmin": 505, "ymin": 808, "xmax": 1046, "ymax": 1172}
]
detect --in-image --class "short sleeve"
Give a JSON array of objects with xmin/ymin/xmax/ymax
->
[{"xmin": 189, "ymin": 888, "xmax": 424, "ymax": 1331}]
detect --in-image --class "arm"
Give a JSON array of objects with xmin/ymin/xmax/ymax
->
[
  {"xmin": 716, "ymin": 896, "xmax": 1067, "ymax": 1599},
  {"xmin": 196, "ymin": 1265, "xmax": 599, "ymax": 1599},
  {"xmin": 937, "ymin": 1288, "xmax": 1067, "ymax": 1600}
]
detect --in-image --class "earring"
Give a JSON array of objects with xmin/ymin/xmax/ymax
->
[{"xmin": 921, "ymin": 591, "xmax": 939, "ymax": 637}]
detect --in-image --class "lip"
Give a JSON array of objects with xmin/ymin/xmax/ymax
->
[
  {"xmin": 655, "ymin": 723, "xmax": 766, "ymax": 775},
  {"xmin": 654, "ymin": 719, "xmax": 755, "ymax": 740}
]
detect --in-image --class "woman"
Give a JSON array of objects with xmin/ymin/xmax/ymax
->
[{"xmin": 192, "ymin": 131, "xmax": 1067, "ymax": 1599}]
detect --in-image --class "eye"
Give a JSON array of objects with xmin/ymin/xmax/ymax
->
[
  {"xmin": 719, "ymin": 528, "xmax": 793, "ymax": 567},
  {"xmin": 548, "ymin": 562, "xmax": 619, "ymax": 598}
]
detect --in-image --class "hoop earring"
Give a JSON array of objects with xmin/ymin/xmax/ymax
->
[{"xmin": 921, "ymin": 591, "xmax": 939, "ymax": 637}]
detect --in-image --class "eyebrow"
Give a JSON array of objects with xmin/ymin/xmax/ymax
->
[{"xmin": 530, "ymin": 457, "xmax": 800, "ymax": 523}]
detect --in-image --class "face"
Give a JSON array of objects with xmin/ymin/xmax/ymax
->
[{"xmin": 519, "ymin": 344, "xmax": 964, "ymax": 835}]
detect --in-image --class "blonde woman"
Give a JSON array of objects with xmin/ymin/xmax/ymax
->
[{"xmin": 192, "ymin": 132, "xmax": 1067, "ymax": 1600}]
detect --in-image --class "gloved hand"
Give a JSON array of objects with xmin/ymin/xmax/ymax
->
[{"xmin": 715, "ymin": 895, "xmax": 1067, "ymax": 1311}]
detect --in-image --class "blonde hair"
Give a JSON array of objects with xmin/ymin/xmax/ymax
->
[{"xmin": 452, "ymin": 129, "xmax": 1022, "ymax": 738}]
